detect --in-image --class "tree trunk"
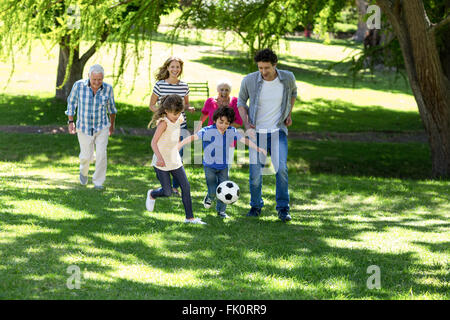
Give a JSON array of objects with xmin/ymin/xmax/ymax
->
[
  {"xmin": 377, "ymin": 0, "xmax": 450, "ymax": 178},
  {"xmin": 55, "ymin": 43, "xmax": 84, "ymax": 101},
  {"xmin": 55, "ymin": 33, "xmax": 104, "ymax": 100},
  {"xmin": 353, "ymin": 0, "xmax": 368, "ymax": 42}
]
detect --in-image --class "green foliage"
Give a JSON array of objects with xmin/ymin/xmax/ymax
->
[
  {"xmin": 172, "ymin": 0, "xmax": 348, "ymax": 61},
  {"xmin": 0, "ymin": 0, "xmax": 179, "ymax": 90},
  {"xmin": 313, "ymin": 0, "xmax": 348, "ymax": 40}
]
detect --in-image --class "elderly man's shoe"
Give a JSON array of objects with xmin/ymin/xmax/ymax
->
[{"xmin": 79, "ymin": 173, "xmax": 88, "ymax": 185}]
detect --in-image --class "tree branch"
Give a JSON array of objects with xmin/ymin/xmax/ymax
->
[
  {"xmin": 430, "ymin": 15, "xmax": 450, "ymax": 34},
  {"xmin": 80, "ymin": 31, "xmax": 108, "ymax": 66},
  {"xmin": 0, "ymin": 1, "xmax": 18, "ymax": 16}
]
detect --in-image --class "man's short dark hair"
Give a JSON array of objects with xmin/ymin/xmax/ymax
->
[
  {"xmin": 254, "ymin": 48, "xmax": 278, "ymax": 65},
  {"xmin": 213, "ymin": 106, "xmax": 235, "ymax": 124}
]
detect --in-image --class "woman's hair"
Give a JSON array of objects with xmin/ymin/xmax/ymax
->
[
  {"xmin": 216, "ymin": 79, "xmax": 232, "ymax": 92},
  {"xmin": 155, "ymin": 56, "xmax": 184, "ymax": 81},
  {"xmin": 148, "ymin": 95, "xmax": 184, "ymax": 128},
  {"xmin": 213, "ymin": 106, "xmax": 235, "ymax": 124}
]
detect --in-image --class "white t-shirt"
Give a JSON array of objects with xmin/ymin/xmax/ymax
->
[{"xmin": 255, "ymin": 77, "xmax": 283, "ymax": 131}]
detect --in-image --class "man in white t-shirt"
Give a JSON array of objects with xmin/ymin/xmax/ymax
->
[{"xmin": 238, "ymin": 49, "xmax": 297, "ymax": 222}]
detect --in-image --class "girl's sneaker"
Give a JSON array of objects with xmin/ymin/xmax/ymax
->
[
  {"xmin": 203, "ymin": 194, "xmax": 212, "ymax": 209},
  {"xmin": 146, "ymin": 190, "xmax": 155, "ymax": 211},
  {"xmin": 218, "ymin": 212, "xmax": 229, "ymax": 219},
  {"xmin": 184, "ymin": 218, "xmax": 207, "ymax": 225}
]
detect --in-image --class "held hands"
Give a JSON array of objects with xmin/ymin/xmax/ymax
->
[{"xmin": 186, "ymin": 105, "xmax": 195, "ymax": 113}]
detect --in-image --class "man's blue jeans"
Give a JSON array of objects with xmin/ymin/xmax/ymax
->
[
  {"xmin": 204, "ymin": 166, "xmax": 228, "ymax": 213},
  {"xmin": 249, "ymin": 130, "xmax": 289, "ymax": 212}
]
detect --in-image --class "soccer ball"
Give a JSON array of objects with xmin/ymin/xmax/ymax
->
[{"xmin": 216, "ymin": 180, "xmax": 240, "ymax": 205}]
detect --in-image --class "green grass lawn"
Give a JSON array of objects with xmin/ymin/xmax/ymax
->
[
  {"xmin": 0, "ymin": 25, "xmax": 446, "ymax": 300},
  {"xmin": 0, "ymin": 132, "xmax": 448, "ymax": 299},
  {"xmin": 0, "ymin": 27, "xmax": 420, "ymax": 131}
]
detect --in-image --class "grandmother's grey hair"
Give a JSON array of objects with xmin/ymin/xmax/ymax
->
[
  {"xmin": 88, "ymin": 64, "xmax": 104, "ymax": 77},
  {"xmin": 216, "ymin": 79, "xmax": 232, "ymax": 91}
]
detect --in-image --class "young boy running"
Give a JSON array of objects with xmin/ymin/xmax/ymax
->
[{"xmin": 179, "ymin": 107, "xmax": 266, "ymax": 218}]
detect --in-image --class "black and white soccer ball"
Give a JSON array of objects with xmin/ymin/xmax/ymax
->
[{"xmin": 216, "ymin": 180, "xmax": 240, "ymax": 205}]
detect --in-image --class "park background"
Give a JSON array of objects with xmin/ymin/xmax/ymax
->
[{"xmin": 0, "ymin": 1, "xmax": 448, "ymax": 299}]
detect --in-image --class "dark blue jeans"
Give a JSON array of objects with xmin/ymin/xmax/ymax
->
[
  {"xmin": 249, "ymin": 130, "xmax": 289, "ymax": 212},
  {"xmin": 151, "ymin": 166, "xmax": 193, "ymax": 219},
  {"xmin": 204, "ymin": 166, "xmax": 228, "ymax": 213}
]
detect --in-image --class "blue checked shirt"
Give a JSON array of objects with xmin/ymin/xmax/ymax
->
[{"xmin": 65, "ymin": 79, "xmax": 117, "ymax": 136}]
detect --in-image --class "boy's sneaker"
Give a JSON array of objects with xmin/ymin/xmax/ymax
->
[
  {"xmin": 146, "ymin": 190, "xmax": 155, "ymax": 212},
  {"xmin": 184, "ymin": 218, "xmax": 207, "ymax": 225},
  {"xmin": 246, "ymin": 207, "xmax": 261, "ymax": 217},
  {"xmin": 217, "ymin": 212, "xmax": 229, "ymax": 219},
  {"xmin": 203, "ymin": 194, "xmax": 212, "ymax": 209}
]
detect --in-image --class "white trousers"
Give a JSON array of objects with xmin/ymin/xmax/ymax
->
[{"xmin": 77, "ymin": 127, "xmax": 109, "ymax": 186}]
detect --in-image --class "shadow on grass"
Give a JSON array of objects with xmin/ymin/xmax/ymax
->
[
  {"xmin": 0, "ymin": 168, "xmax": 448, "ymax": 299},
  {"xmin": 0, "ymin": 131, "xmax": 434, "ymax": 180},
  {"xmin": 0, "ymin": 93, "xmax": 422, "ymax": 134},
  {"xmin": 290, "ymin": 98, "xmax": 423, "ymax": 132},
  {"xmin": 0, "ymin": 93, "xmax": 207, "ymax": 129},
  {"xmin": 283, "ymin": 35, "xmax": 363, "ymax": 49},
  {"xmin": 192, "ymin": 54, "xmax": 412, "ymax": 95}
]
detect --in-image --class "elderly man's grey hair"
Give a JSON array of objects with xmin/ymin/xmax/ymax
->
[
  {"xmin": 89, "ymin": 64, "xmax": 104, "ymax": 77},
  {"xmin": 216, "ymin": 79, "xmax": 232, "ymax": 91}
]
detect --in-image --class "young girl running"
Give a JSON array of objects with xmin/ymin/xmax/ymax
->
[{"xmin": 146, "ymin": 95, "xmax": 206, "ymax": 225}]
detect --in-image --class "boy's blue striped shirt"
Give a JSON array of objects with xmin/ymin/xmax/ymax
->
[
  {"xmin": 65, "ymin": 79, "xmax": 117, "ymax": 136},
  {"xmin": 197, "ymin": 124, "xmax": 242, "ymax": 170}
]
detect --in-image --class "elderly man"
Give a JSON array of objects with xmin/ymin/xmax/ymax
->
[
  {"xmin": 65, "ymin": 64, "xmax": 117, "ymax": 190},
  {"xmin": 238, "ymin": 48, "xmax": 297, "ymax": 222}
]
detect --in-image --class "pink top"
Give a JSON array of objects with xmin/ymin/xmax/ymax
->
[{"xmin": 201, "ymin": 97, "xmax": 243, "ymax": 126}]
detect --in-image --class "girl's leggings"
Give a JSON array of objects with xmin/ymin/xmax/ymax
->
[{"xmin": 151, "ymin": 166, "xmax": 193, "ymax": 219}]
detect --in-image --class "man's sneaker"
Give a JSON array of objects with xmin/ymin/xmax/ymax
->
[
  {"xmin": 203, "ymin": 194, "xmax": 212, "ymax": 209},
  {"xmin": 278, "ymin": 209, "xmax": 292, "ymax": 222},
  {"xmin": 79, "ymin": 173, "xmax": 88, "ymax": 185},
  {"xmin": 246, "ymin": 207, "xmax": 261, "ymax": 217},
  {"xmin": 184, "ymin": 218, "xmax": 207, "ymax": 225},
  {"xmin": 146, "ymin": 190, "xmax": 155, "ymax": 211},
  {"xmin": 94, "ymin": 185, "xmax": 104, "ymax": 190},
  {"xmin": 217, "ymin": 212, "xmax": 229, "ymax": 219}
]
